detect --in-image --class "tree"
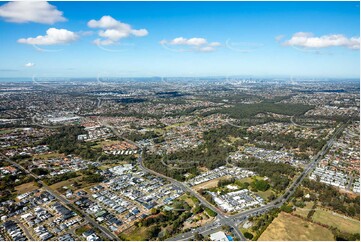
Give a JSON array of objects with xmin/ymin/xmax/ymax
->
[
  {"xmin": 221, "ymin": 225, "xmax": 231, "ymax": 232},
  {"xmin": 147, "ymin": 225, "xmax": 161, "ymax": 239},
  {"xmin": 244, "ymin": 232, "xmax": 254, "ymax": 240},
  {"xmin": 194, "ymin": 233, "xmax": 204, "ymax": 241},
  {"xmin": 281, "ymin": 204, "xmax": 293, "ymax": 213},
  {"xmin": 251, "ymin": 179, "xmax": 270, "ymax": 192},
  {"xmin": 204, "ymin": 207, "xmax": 217, "ymax": 217},
  {"xmin": 268, "ymin": 193, "xmax": 276, "ymax": 201}
]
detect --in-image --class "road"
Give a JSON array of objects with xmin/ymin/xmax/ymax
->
[
  {"xmin": 98, "ymin": 118, "xmax": 246, "ymax": 240},
  {"xmin": 137, "ymin": 152, "xmax": 246, "ymax": 240},
  {"xmin": 14, "ymin": 218, "xmax": 35, "ymax": 241},
  {"xmin": 0, "ymin": 154, "xmax": 119, "ymax": 241},
  {"xmin": 167, "ymin": 121, "xmax": 347, "ymax": 241},
  {"xmin": 290, "ymin": 115, "xmax": 320, "ymax": 128},
  {"xmin": 3, "ymin": 119, "xmax": 345, "ymax": 241}
]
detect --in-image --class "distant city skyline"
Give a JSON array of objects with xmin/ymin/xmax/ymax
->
[{"xmin": 0, "ymin": 1, "xmax": 359, "ymax": 78}]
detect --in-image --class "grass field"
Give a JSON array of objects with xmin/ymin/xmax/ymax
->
[
  {"xmin": 179, "ymin": 194, "xmax": 197, "ymax": 207},
  {"xmin": 258, "ymin": 212, "xmax": 334, "ymax": 241},
  {"xmin": 0, "ymin": 129, "xmax": 14, "ymax": 135},
  {"xmin": 99, "ymin": 161, "xmax": 128, "ymax": 170},
  {"xmin": 312, "ymin": 209, "xmax": 360, "ymax": 234},
  {"xmin": 238, "ymin": 176, "xmax": 264, "ymax": 184},
  {"xmin": 254, "ymin": 189, "xmax": 273, "ymax": 201},
  {"xmin": 93, "ymin": 140, "xmax": 120, "ymax": 149},
  {"xmin": 15, "ymin": 182, "xmax": 38, "ymax": 195},
  {"xmin": 165, "ymin": 121, "xmax": 192, "ymax": 130},
  {"xmin": 33, "ymin": 152, "xmax": 63, "ymax": 160},
  {"xmin": 192, "ymin": 175, "xmax": 232, "ymax": 191},
  {"xmin": 49, "ymin": 176, "xmax": 83, "ymax": 191},
  {"xmin": 75, "ymin": 224, "xmax": 92, "ymax": 236},
  {"xmin": 293, "ymin": 202, "xmax": 314, "ymax": 218},
  {"xmin": 119, "ymin": 225, "xmax": 149, "ymax": 241}
]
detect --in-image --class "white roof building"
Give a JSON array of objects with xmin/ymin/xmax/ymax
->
[{"xmin": 210, "ymin": 231, "xmax": 229, "ymax": 241}]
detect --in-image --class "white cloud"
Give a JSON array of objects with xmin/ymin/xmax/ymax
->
[
  {"xmin": 209, "ymin": 42, "xmax": 222, "ymax": 47},
  {"xmin": 160, "ymin": 37, "xmax": 221, "ymax": 52},
  {"xmin": 88, "ymin": 16, "xmax": 148, "ymax": 45},
  {"xmin": 283, "ymin": 32, "xmax": 360, "ymax": 49},
  {"xmin": 169, "ymin": 37, "xmax": 207, "ymax": 46},
  {"xmin": 0, "ymin": 1, "xmax": 66, "ymax": 24},
  {"xmin": 24, "ymin": 62, "xmax": 35, "ymax": 67},
  {"xmin": 18, "ymin": 28, "xmax": 79, "ymax": 45}
]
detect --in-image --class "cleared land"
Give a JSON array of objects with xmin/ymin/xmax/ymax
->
[
  {"xmin": 33, "ymin": 152, "xmax": 63, "ymax": 160},
  {"xmin": 49, "ymin": 176, "xmax": 83, "ymax": 191},
  {"xmin": 312, "ymin": 209, "xmax": 360, "ymax": 234},
  {"xmin": 292, "ymin": 202, "xmax": 314, "ymax": 218},
  {"xmin": 15, "ymin": 182, "xmax": 38, "ymax": 195},
  {"xmin": 192, "ymin": 175, "xmax": 231, "ymax": 191},
  {"xmin": 119, "ymin": 225, "xmax": 149, "ymax": 241},
  {"xmin": 93, "ymin": 140, "xmax": 120, "ymax": 149},
  {"xmin": 254, "ymin": 189, "xmax": 273, "ymax": 201},
  {"xmin": 258, "ymin": 212, "xmax": 334, "ymax": 241}
]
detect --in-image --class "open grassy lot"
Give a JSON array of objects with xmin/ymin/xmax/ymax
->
[
  {"xmin": 33, "ymin": 152, "xmax": 63, "ymax": 160},
  {"xmin": 0, "ymin": 129, "xmax": 14, "ymax": 134},
  {"xmin": 49, "ymin": 176, "xmax": 83, "ymax": 191},
  {"xmin": 258, "ymin": 212, "xmax": 334, "ymax": 241},
  {"xmin": 227, "ymin": 136, "xmax": 241, "ymax": 143},
  {"xmin": 119, "ymin": 225, "xmax": 150, "ymax": 241},
  {"xmin": 312, "ymin": 209, "xmax": 360, "ymax": 234},
  {"xmin": 165, "ymin": 121, "xmax": 193, "ymax": 130},
  {"xmin": 192, "ymin": 175, "xmax": 232, "ymax": 191},
  {"xmin": 179, "ymin": 194, "xmax": 198, "ymax": 207},
  {"xmin": 15, "ymin": 182, "xmax": 38, "ymax": 195},
  {"xmin": 98, "ymin": 161, "xmax": 128, "ymax": 170},
  {"xmin": 151, "ymin": 128, "xmax": 165, "ymax": 135},
  {"xmin": 238, "ymin": 176, "xmax": 265, "ymax": 184},
  {"xmin": 292, "ymin": 202, "xmax": 314, "ymax": 218},
  {"xmin": 92, "ymin": 140, "xmax": 120, "ymax": 149},
  {"xmin": 75, "ymin": 224, "xmax": 92, "ymax": 236},
  {"xmin": 254, "ymin": 189, "xmax": 273, "ymax": 201}
]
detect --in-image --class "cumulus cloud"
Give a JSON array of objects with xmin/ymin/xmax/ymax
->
[
  {"xmin": 87, "ymin": 16, "xmax": 148, "ymax": 45},
  {"xmin": 24, "ymin": 62, "xmax": 35, "ymax": 67},
  {"xmin": 283, "ymin": 32, "xmax": 360, "ymax": 50},
  {"xmin": 160, "ymin": 37, "xmax": 221, "ymax": 52},
  {"xmin": 0, "ymin": 1, "xmax": 66, "ymax": 24},
  {"xmin": 17, "ymin": 28, "xmax": 79, "ymax": 45}
]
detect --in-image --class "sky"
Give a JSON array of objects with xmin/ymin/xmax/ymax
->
[{"xmin": 0, "ymin": 1, "xmax": 359, "ymax": 79}]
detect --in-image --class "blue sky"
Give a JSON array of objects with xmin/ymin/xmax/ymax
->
[{"xmin": 0, "ymin": 1, "xmax": 359, "ymax": 78}]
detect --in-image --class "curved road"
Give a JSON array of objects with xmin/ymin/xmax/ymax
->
[
  {"xmin": 10, "ymin": 117, "xmax": 345, "ymax": 241},
  {"xmin": 167, "ymin": 121, "xmax": 347, "ymax": 241}
]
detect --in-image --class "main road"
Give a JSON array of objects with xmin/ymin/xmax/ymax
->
[
  {"xmin": 0, "ymin": 154, "xmax": 119, "ymax": 241},
  {"xmin": 15, "ymin": 117, "xmax": 342, "ymax": 241},
  {"xmin": 137, "ymin": 152, "xmax": 246, "ymax": 240},
  {"xmin": 167, "ymin": 121, "xmax": 347, "ymax": 241}
]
